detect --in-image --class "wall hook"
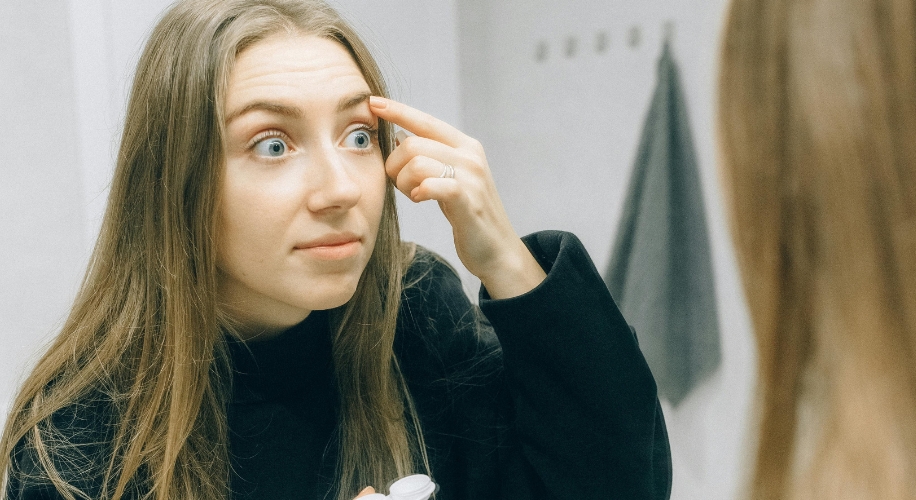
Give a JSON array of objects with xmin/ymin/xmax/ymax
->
[
  {"xmin": 595, "ymin": 31, "xmax": 609, "ymax": 53},
  {"xmin": 628, "ymin": 25, "xmax": 641, "ymax": 48},
  {"xmin": 535, "ymin": 40, "xmax": 549, "ymax": 62},
  {"xmin": 565, "ymin": 36, "xmax": 578, "ymax": 58}
]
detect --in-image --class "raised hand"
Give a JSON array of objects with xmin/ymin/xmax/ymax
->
[{"xmin": 369, "ymin": 96, "xmax": 546, "ymax": 299}]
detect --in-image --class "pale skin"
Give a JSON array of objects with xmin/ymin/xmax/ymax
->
[
  {"xmin": 217, "ymin": 33, "xmax": 545, "ymax": 494},
  {"xmin": 369, "ymin": 95, "xmax": 547, "ymax": 299},
  {"xmin": 218, "ymin": 34, "xmax": 388, "ymax": 338},
  {"xmin": 354, "ymin": 487, "xmax": 376, "ymax": 498}
]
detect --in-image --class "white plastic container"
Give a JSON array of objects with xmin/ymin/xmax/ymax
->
[
  {"xmin": 358, "ymin": 474, "xmax": 438, "ymax": 500},
  {"xmin": 388, "ymin": 474, "xmax": 437, "ymax": 500}
]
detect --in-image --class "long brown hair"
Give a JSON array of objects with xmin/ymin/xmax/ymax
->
[
  {"xmin": 0, "ymin": 1, "xmax": 425, "ymax": 499},
  {"xmin": 719, "ymin": 0, "xmax": 916, "ymax": 497}
]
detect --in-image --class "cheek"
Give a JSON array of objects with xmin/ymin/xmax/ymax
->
[
  {"xmin": 219, "ymin": 187, "xmax": 259, "ymax": 251},
  {"xmin": 216, "ymin": 171, "xmax": 297, "ymax": 268},
  {"xmin": 361, "ymin": 160, "xmax": 389, "ymax": 231},
  {"xmin": 362, "ymin": 152, "xmax": 388, "ymax": 200},
  {"xmin": 216, "ymin": 199, "xmax": 257, "ymax": 277}
]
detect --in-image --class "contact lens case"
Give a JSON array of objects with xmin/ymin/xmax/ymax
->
[{"xmin": 360, "ymin": 474, "xmax": 438, "ymax": 500}]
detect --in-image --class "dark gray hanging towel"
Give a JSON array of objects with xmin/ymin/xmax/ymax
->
[{"xmin": 604, "ymin": 41, "xmax": 721, "ymax": 406}]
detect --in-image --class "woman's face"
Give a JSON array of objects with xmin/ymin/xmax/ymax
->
[{"xmin": 217, "ymin": 33, "xmax": 387, "ymax": 335}]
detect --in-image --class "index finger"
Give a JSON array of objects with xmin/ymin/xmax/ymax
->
[{"xmin": 369, "ymin": 96, "xmax": 468, "ymax": 148}]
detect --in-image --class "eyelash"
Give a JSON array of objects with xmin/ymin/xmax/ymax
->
[
  {"xmin": 347, "ymin": 125, "xmax": 380, "ymax": 154},
  {"xmin": 247, "ymin": 130, "xmax": 291, "ymax": 155},
  {"xmin": 245, "ymin": 125, "xmax": 380, "ymax": 155}
]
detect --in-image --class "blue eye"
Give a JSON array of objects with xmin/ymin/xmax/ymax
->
[
  {"xmin": 344, "ymin": 129, "xmax": 373, "ymax": 149},
  {"xmin": 254, "ymin": 137, "xmax": 287, "ymax": 157}
]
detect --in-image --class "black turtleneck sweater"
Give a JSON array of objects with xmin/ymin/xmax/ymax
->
[{"xmin": 7, "ymin": 231, "xmax": 672, "ymax": 500}]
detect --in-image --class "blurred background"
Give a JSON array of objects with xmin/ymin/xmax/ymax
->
[{"xmin": 0, "ymin": 1, "xmax": 753, "ymax": 498}]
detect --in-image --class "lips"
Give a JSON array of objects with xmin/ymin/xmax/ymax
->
[
  {"xmin": 294, "ymin": 233, "xmax": 362, "ymax": 260},
  {"xmin": 295, "ymin": 232, "xmax": 361, "ymax": 249}
]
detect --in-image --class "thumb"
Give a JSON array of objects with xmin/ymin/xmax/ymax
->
[{"xmin": 354, "ymin": 486, "xmax": 377, "ymax": 499}]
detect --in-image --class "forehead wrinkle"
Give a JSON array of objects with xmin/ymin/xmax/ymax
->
[{"xmin": 227, "ymin": 33, "xmax": 373, "ymax": 122}]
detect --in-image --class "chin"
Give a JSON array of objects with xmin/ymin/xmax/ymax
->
[{"xmin": 303, "ymin": 279, "xmax": 361, "ymax": 311}]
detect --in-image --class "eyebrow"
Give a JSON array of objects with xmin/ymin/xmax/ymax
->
[
  {"xmin": 225, "ymin": 91, "xmax": 373, "ymax": 124},
  {"xmin": 225, "ymin": 102, "xmax": 301, "ymax": 124},
  {"xmin": 336, "ymin": 91, "xmax": 371, "ymax": 113}
]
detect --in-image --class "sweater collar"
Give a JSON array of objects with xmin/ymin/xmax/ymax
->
[{"xmin": 228, "ymin": 310, "xmax": 335, "ymax": 402}]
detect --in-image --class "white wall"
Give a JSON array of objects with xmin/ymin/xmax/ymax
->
[
  {"xmin": 68, "ymin": 0, "xmax": 177, "ymax": 248},
  {"xmin": 0, "ymin": 0, "xmax": 87, "ymax": 424},
  {"xmin": 456, "ymin": 1, "xmax": 755, "ymax": 499},
  {"xmin": 0, "ymin": 0, "xmax": 177, "ymax": 431}
]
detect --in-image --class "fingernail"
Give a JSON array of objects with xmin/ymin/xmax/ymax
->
[
  {"xmin": 410, "ymin": 187, "xmax": 420, "ymax": 200},
  {"xmin": 369, "ymin": 96, "xmax": 387, "ymax": 109},
  {"xmin": 395, "ymin": 130, "xmax": 408, "ymax": 146}
]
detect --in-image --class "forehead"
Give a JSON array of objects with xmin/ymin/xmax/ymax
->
[{"xmin": 226, "ymin": 33, "xmax": 370, "ymax": 111}]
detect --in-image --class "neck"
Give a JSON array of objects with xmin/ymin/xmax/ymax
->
[{"xmin": 220, "ymin": 305, "xmax": 310, "ymax": 342}]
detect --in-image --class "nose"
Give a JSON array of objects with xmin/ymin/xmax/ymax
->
[{"xmin": 304, "ymin": 143, "xmax": 362, "ymax": 214}]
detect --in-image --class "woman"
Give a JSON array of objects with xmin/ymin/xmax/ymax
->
[
  {"xmin": 0, "ymin": 1, "xmax": 670, "ymax": 499},
  {"xmin": 719, "ymin": 0, "xmax": 916, "ymax": 498}
]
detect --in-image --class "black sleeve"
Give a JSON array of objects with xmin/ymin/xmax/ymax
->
[
  {"xmin": 478, "ymin": 230, "xmax": 672, "ymax": 499},
  {"xmin": 397, "ymin": 231, "xmax": 671, "ymax": 500}
]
